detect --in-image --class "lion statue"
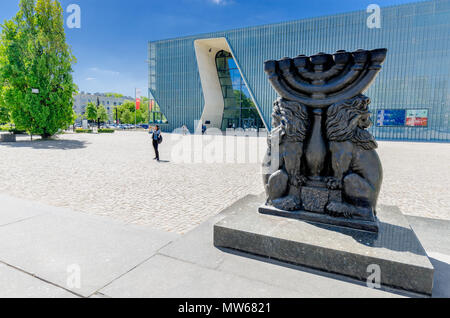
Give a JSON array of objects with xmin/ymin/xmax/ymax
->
[
  {"xmin": 262, "ymin": 98, "xmax": 309, "ymax": 209},
  {"xmin": 325, "ymin": 94, "xmax": 383, "ymax": 221}
]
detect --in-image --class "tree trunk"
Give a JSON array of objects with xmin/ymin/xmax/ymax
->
[{"xmin": 42, "ymin": 133, "xmax": 52, "ymax": 139}]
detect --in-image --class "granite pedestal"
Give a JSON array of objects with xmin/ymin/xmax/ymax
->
[
  {"xmin": 0, "ymin": 133, "xmax": 16, "ymax": 142},
  {"xmin": 214, "ymin": 198, "xmax": 434, "ymax": 295}
]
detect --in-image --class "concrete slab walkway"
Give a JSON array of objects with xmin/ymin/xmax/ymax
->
[
  {"xmin": 0, "ymin": 193, "xmax": 449, "ymax": 298},
  {"xmin": 0, "ymin": 193, "xmax": 177, "ymax": 297}
]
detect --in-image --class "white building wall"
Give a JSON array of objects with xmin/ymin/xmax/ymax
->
[{"xmin": 73, "ymin": 93, "xmax": 133, "ymax": 117}]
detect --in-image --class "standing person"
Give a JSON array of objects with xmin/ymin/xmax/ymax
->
[{"xmin": 151, "ymin": 125, "xmax": 162, "ymax": 161}]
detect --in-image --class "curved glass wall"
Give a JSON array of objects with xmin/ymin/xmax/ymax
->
[{"xmin": 216, "ymin": 50, "xmax": 264, "ymax": 131}]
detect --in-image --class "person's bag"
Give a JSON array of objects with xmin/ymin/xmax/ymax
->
[{"xmin": 158, "ymin": 134, "xmax": 163, "ymax": 144}]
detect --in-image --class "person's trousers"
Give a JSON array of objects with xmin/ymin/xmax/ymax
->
[{"xmin": 152, "ymin": 140, "xmax": 159, "ymax": 160}]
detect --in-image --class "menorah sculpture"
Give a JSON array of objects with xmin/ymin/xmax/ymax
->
[
  {"xmin": 215, "ymin": 48, "xmax": 434, "ymax": 294},
  {"xmin": 261, "ymin": 49, "xmax": 387, "ymax": 232}
]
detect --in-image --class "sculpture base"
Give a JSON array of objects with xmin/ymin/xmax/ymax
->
[
  {"xmin": 270, "ymin": 185, "xmax": 377, "ymax": 231},
  {"xmin": 0, "ymin": 133, "xmax": 16, "ymax": 142},
  {"xmin": 259, "ymin": 205, "xmax": 379, "ymax": 233},
  {"xmin": 214, "ymin": 201, "xmax": 434, "ymax": 295}
]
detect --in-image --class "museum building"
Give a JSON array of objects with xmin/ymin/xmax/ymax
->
[{"xmin": 148, "ymin": 0, "xmax": 450, "ymax": 141}]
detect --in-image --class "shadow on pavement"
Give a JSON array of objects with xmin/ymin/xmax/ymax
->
[
  {"xmin": 429, "ymin": 257, "xmax": 450, "ymax": 298},
  {"xmin": 1, "ymin": 139, "xmax": 88, "ymax": 150}
]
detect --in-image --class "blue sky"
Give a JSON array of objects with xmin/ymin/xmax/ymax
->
[{"xmin": 0, "ymin": 0, "xmax": 421, "ymax": 97}]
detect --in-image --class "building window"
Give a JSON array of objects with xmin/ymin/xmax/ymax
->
[{"xmin": 215, "ymin": 50, "xmax": 263, "ymax": 131}]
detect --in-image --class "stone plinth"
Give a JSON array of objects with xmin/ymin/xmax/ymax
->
[
  {"xmin": 0, "ymin": 133, "xmax": 16, "ymax": 142},
  {"xmin": 214, "ymin": 199, "xmax": 434, "ymax": 295}
]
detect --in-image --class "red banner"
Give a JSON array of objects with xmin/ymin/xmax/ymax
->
[
  {"xmin": 136, "ymin": 98, "xmax": 141, "ymax": 110},
  {"xmin": 149, "ymin": 99, "xmax": 154, "ymax": 112}
]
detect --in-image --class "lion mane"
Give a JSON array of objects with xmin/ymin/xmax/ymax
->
[
  {"xmin": 325, "ymin": 95, "xmax": 378, "ymax": 150},
  {"xmin": 271, "ymin": 98, "xmax": 309, "ymax": 143}
]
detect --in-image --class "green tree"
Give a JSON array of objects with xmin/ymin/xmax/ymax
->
[
  {"xmin": 0, "ymin": 77, "xmax": 9, "ymax": 123},
  {"xmin": 0, "ymin": 106, "xmax": 9, "ymax": 123},
  {"xmin": 120, "ymin": 109, "xmax": 133, "ymax": 124},
  {"xmin": 0, "ymin": 98, "xmax": 9, "ymax": 123},
  {"xmin": 97, "ymin": 105, "xmax": 108, "ymax": 123},
  {"xmin": 0, "ymin": 0, "xmax": 77, "ymax": 138},
  {"xmin": 85, "ymin": 102, "xmax": 97, "ymax": 123},
  {"xmin": 140, "ymin": 96, "xmax": 150, "ymax": 123},
  {"xmin": 75, "ymin": 112, "xmax": 85, "ymax": 121},
  {"xmin": 113, "ymin": 99, "xmax": 149, "ymax": 124},
  {"xmin": 105, "ymin": 92, "xmax": 123, "ymax": 98}
]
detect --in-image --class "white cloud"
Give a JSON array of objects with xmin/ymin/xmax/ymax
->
[
  {"xmin": 210, "ymin": 0, "xmax": 231, "ymax": 5},
  {"xmin": 88, "ymin": 67, "xmax": 120, "ymax": 76},
  {"xmin": 85, "ymin": 77, "xmax": 96, "ymax": 81}
]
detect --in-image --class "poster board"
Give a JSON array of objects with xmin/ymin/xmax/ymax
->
[
  {"xmin": 376, "ymin": 110, "xmax": 406, "ymax": 127},
  {"xmin": 406, "ymin": 109, "xmax": 428, "ymax": 127}
]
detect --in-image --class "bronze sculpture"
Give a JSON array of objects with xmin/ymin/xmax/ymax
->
[{"xmin": 261, "ymin": 49, "xmax": 387, "ymax": 232}]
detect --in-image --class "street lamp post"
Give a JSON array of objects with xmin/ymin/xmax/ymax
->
[{"xmin": 31, "ymin": 88, "xmax": 40, "ymax": 141}]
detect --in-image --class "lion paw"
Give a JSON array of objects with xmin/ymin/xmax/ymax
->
[
  {"xmin": 327, "ymin": 177, "xmax": 342, "ymax": 190},
  {"xmin": 326, "ymin": 201, "xmax": 353, "ymax": 218}
]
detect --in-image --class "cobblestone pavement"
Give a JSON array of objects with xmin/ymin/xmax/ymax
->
[{"xmin": 0, "ymin": 131, "xmax": 449, "ymax": 233}]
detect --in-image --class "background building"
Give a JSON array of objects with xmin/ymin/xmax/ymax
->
[
  {"xmin": 149, "ymin": 0, "xmax": 450, "ymax": 141},
  {"xmin": 73, "ymin": 92, "xmax": 133, "ymax": 119}
]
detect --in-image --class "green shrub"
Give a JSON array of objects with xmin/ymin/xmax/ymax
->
[
  {"xmin": 75, "ymin": 128, "xmax": 93, "ymax": 133},
  {"xmin": 98, "ymin": 129, "xmax": 115, "ymax": 133},
  {"xmin": 0, "ymin": 124, "xmax": 13, "ymax": 132},
  {"xmin": 0, "ymin": 124, "xmax": 26, "ymax": 134}
]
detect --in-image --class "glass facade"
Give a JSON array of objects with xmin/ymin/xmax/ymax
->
[
  {"xmin": 216, "ymin": 51, "xmax": 264, "ymax": 130},
  {"xmin": 149, "ymin": 0, "xmax": 450, "ymax": 141},
  {"xmin": 148, "ymin": 92, "xmax": 168, "ymax": 125}
]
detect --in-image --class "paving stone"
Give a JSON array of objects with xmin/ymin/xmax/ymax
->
[
  {"xmin": 0, "ymin": 263, "xmax": 77, "ymax": 298},
  {"xmin": 0, "ymin": 193, "xmax": 46, "ymax": 226},
  {"xmin": 0, "ymin": 206, "xmax": 177, "ymax": 297},
  {"xmin": 100, "ymin": 254, "xmax": 311, "ymax": 298},
  {"xmin": 0, "ymin": 133, "xmax": 449, "ymax": 233}
]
